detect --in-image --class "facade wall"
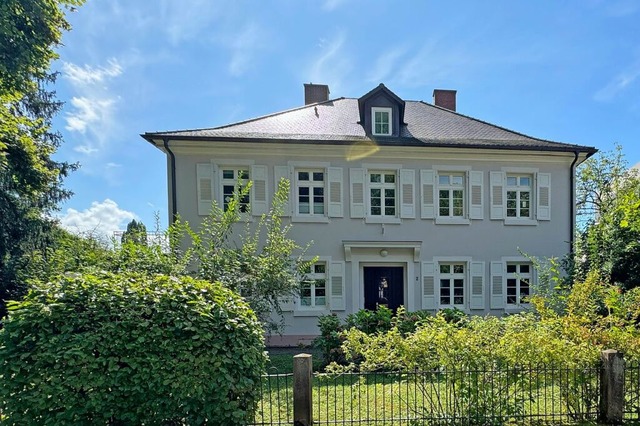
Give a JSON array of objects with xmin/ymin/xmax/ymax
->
[{"xmin": 170, "ymin": 141, "xmax": 578, "ymax": 344}]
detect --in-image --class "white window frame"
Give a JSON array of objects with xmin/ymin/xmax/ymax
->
[
  {"xmin": 295, "ymin": 168, "xmax": 326, "ymax": 217},
  {"xmin": 497, "ymin": 167, "xmax": 540, "ymax": 226},
  {"xmin": 437, "ymin": 172, "xmax": 466, "ymax": 218},
  {"xmin": 505, "ymin": 261, "xmax": 533, "ymax": 309},
  {"xmin": 438, "ymin": 261, "xmax": 467, "ymax": 309},
  {"xmin": 363, "ymin": 164, "xmax": 402, "ymax": 223},
  {"xmin": 288, "ymin": 161, "xmax": 332, "ymax": 223},
  {"xmin": 432, "ymin": 166, "xmax": 472, "ymax": 225},
  {"xmin": 506, "ymin": 174, "xmax": 533, "ymax": 220},
  {"xmin": 295, "ymin": 256, "xmax": 331, "ymax": 316},
  {"xmin": 371, "ymin": 107, "xmax": 392, "ymax": 136},
  {"xmin": 220, "ymin": 166, "xmax": 251, "ymax": 213}
]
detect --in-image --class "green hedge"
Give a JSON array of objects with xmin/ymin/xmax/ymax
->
[{"xmin": 0, "ymin": 272, "xmax": 266, "ymax": 425}]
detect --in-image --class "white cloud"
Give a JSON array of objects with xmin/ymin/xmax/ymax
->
[
  {"xmin": 366, "ymin": 46, "xmax": 410, "ymax": 84},
  {"xmin": 322, "ymin": 0, "xmax": 346, "ymax": 11},
  {"xmin": 306, "ymin": 32, "xmax": 352, "ymax": 95},
  {"xmin": 62, "ymin": 58, "xmax": 123, "ymax": 157},
  {"xmin": 226, "ymin": 23, "xmax": 265, "ymax": 77},
  {"xmin": 594, "ymin": 59, "xmax": 640, "ymax": 101},
  {"xmin": 58, "ymin": 199, "xmax": 137, "ymax": 237}
]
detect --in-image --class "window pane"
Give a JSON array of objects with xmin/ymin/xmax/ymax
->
[
  {"xmin": 507, "ymin": 264, "xmax": 517, "ymax": 273},
  {"xmin": 453, "ymin": 264, "xmax": 464, "ymax": 274},
  {"xmin": 507, "ymin": 176, "xmax": 517, "ymax": 186},
  {"xmin": 371, "ymin": 196, "xmax": 381, "ymax": 207},
  {"xmin": 520, "ymin": 265, "xmax": 530, "ymax": 273},
  {"xmin": 223, "ymin": 170, "xmax": 234, "ymax": 179},
  {"xmin": 385, "ymin": 207, "xmax": 395, "ymax": 216},
  {"xmin": 452, "ymin": 175, "xmax": 463, "ymax": 185},
  {"xmin": 371, "ymin": 207, "xmax": 381, "ymax": 215},
  {"xmin": 238, "ymin": 170, "xmax": 249, "ymax": 179},
  {"xmin": 370, "ymin": 173, "xmax": 381, "ymax": 183},
  {"xmin": 299, "ymin": 203, "xmax": 310, "ymax": 214},
  {"xmin": 313, "ymin": 187, "xmax": 324, "ymax": 196},
  {"xmin": 439, "ymin": 175, "xmax": 449, "ymax": 185},
  {"xmin": 371, "ymin": 188, "xmax": 381, "ymax": 198},
  {"xmin": 298, "ymin": 171, "xmax": 309, "ymax": 181},
  {"xmin": 520, "ymin": 177, "xmax": 531, "ymax": 186},
  {"xmin": 315, "ymin": 297, "xmax": 326, "ymax": 306},
  {"xmin": 313, "ymin": 205, "xmax": 324, "ymax": 214},
  {"xmin": 313, "ymin": 172, "xmax": 324, "ymax": 181},
  {"xmin": 384, "ymin": 174, "xmax": 395, "ymax": 184},
  {"xmin": 385, "ymin": 189, "xmax": 395, "ymax": 199},
  {"xmin": 381, "ymin": 124, "xmax": 389, "ymax": 134},
  {"xmin": 299, "ymin": 187, "xmax": 309, "ymax": 196},
  {"xmin": 507, "ymin": 191, "xmax": 516, "ymax": 200},
  {"xmin": 314, "ymin": 264, "xmax": 326, "ymax": 274},
  {"xmin": 440, "ymin": 265, "xmax": 450, "ymax": 274}
]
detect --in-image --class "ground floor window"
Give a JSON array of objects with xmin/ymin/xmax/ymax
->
[
  {"xmin": 506, "ymin": 263, "xmax": 531, "ymax": 306},
  {"xmin": 300, "ymin": 262, "xmax": 327, "ymax": 308},
  {"xmin": 439, "ymin": 263, "xmax": 465, "ymax": 307}
]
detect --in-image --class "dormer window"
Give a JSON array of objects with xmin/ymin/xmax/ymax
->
[{"xmin": 372, "ymin": 107, "xmax": 392, "ymax": 136}]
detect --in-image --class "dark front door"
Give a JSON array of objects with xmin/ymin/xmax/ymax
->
[{"xmin": 364, "ymin": 266, "xmax": 404, "ymax": 311}]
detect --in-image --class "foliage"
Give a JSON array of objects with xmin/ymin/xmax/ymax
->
[
  {"xmin": 332, "ymin": 272, "xmax": 640, "ymax": 422},
  {"xmin": 178, "ymin": 178, "xmax": 312, "ymax": 332},
  {"xmin": 575, "ymin": 144, "xmax": 640, "ymax": 290},
  {"xmin": 0, "ymin": 0, "xmax": 84, "ymax": 317},
  {"xmin": 0, "ymin": 271, "xmax": 266, "ymax": 425},
  {"xmin": 120, "ymin": 219, "xmax": 147, "ymax": 246}
]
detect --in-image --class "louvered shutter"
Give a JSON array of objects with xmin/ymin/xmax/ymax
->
[
  {"xmin": 274, "ymin": 165, "xmax": 292, "ymax": 216},
  {"xmin": 350, "ymin": 168, "xmax": 366, "ymax": 218},
  {"xmin": 470, "ymin": 261, "xmax": 485, "ymax": 310},
  {"xmin": 328, "ymin": 167, "xmax": 344, "ymax": 218},
  {"xmin": 422, "ymin": 261, "xmax": 437, "ymax": 310},
  {"xmin": 536, "ymin": 173, "xmax": 551, "ymax": 221},
  {"xmin": 250, "ymin": 165, "xmax": 268, "ymax": 216},
  {"xmin": 197, "ymin": 163, "xmax": 214, "ymax": 215},
  {"xmin": 420, "ymin": 170, "xmax": 435, "ymax": 219},
  {"xmin": 490, "ymin": 171, "xmax": 505, "ymax": 220},
  {"xmin": 469, "ymin": 171, "xmax": 484, "ymax": 220},
  {"xmin": 400, "ymin": 169, "xmax": 416, "ymax": 218},
  {"xmin": 490, "ymin": 261, "xmax": 505, "ymax": 309},
  {"xmin": 330, "ymin": 261, "xmax": 345, "ymax": 311}
]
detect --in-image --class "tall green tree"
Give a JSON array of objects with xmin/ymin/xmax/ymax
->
[
  {"xmin": 575, "ymin": 145, "xmax": 640, "ymax": 289},
  {"xmin": 0, "ymin": 0, "xmax": 84, "ymax": 316},
  {"xmin": 121, "ymin": 219, "xmax": 148, "ymax": 246}
]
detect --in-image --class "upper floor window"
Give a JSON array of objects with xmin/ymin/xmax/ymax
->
[
  {"xmin": 221, "ymin": 168, "xmax": 250, "ymax": 212},
  {"xmin": 506, "ymin": 263, "xmax": 531, "ymax": 307},
  {"xmin": 372, "ymin": 107, "xmax": 392, "ymax": 136},
  {"xmin": 296, "ymin": 170, "xmax": 325, "ymax": 216},
  {"xmin": 438, "ymin": 173, "xmax": 465, "ymax": 218},
  {"xmin": 369, "ymin": 171, "xmax": 396, "ymax": 217},
  {"xmin": 300, "ymin": 262, "xmax": 327, "ymax": 309},
  {"xmin": 506, "ymin": 175, "xmax": 532, "ymax": 219}
]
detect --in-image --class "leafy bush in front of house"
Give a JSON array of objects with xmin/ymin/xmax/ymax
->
[{"xmin": 0, "ymin": 272, "xmax": 266, "ymax": 425}]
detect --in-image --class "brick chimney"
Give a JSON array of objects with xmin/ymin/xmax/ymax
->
[
  {"xmin": 433, "ymin": 89, "xmax": 457, "ymax": 111},
  {"xmin": 304, "ymin": 83, "xmax": 330, "ymax": 105}
]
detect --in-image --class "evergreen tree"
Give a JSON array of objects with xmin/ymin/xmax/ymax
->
[{"xmin": 121, "ymin": 220, "xmax": 148, "ymax": 246}]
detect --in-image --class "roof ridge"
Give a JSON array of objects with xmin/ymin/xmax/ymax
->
[{"xmin": 413, "ymin": 100, "xmax": 574, "ymax": 146}]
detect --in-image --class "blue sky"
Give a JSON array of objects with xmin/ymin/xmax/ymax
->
[{"xmin": 52, "ymin": 0, "xmax": 640, "ymax": 236}]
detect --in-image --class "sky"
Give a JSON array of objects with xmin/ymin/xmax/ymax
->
[{"xmin": 52, "ymin": 0, "xmax": 640, "ymax": 237}]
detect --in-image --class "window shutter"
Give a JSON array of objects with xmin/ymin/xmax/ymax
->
[
  {"xmin": 490, "ymin": 171, "xmax": 505, "ymax": 220},
  {"xmin": 329, "ymin": 261, "xmax": 345, "ymax": 311},
  {"xmin": 279, "ymin": 294, "xmax": 295, "ymax": 312},
  {"xmin": 469, "ymin": 171, "xmax": 484, "ymax": 220},
  {"xmin": 250, "ymin": 165, "xmax": 268, "ymax": 216},
  {"xmin": 536, "ymin": 172, "xmax": 551, "ymax": 221},
  {"xmin": 350, "ymin": 168, "xmax": 366, "ymax": 218},
  {"xmin": 420, "ymin": 170, "xmax": 435, "ymax": 219},
  {"xmin": 328, "ymin": 167, "xmax": 344, "ymax": 218},
  {"xmin": 197, "ymin": 163, "xmax": 214, "ymax": 216},
  {"xmin": 274, "ymin": 165, "xmax": 292, "ymax": 217},
  {"xmin": 490, "ymin": 261, "xmax": 505, "ymax": 309},
  {"xmin": 470, "ymin": 261, "xmax": 485, "ymax": 310},
  {"xmin": 422, "ymin": 261, "xmax": 437, "ymax": 310},
  {"xmin": 400, "ymin": 169, "xmax": 416, "ymax": 219}
]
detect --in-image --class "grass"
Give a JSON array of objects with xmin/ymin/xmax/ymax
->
[{"xmin": 265, "ymin": 346, "xmax": 323, "ymax": 374}]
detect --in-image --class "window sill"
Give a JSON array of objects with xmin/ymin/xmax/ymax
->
[
  {"xmin": 365, "ymin": 217, "xmax": 401, "ymax": 224},
  {"xmin": 291, "ymin": 216, "xmax": 330, "ymax": 224},
  {"xmin": 504, "ymin": 219, "xmax": 537, "ymax": 226},
  {"xmin": 435, "ymin": 217, "xmax": 470, "ymax": 225},
  {"xmin": 293, "ymin": 309, "xmax": 330, "ymax": 317}
]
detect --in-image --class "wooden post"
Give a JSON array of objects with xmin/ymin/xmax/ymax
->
[
  {"xmin": 600, "ymin": 349, "xmax": 624, "ymax": 423},
  {"xmin": 293, "ymin": 353, "xmax": 313, "ymax": 426}
]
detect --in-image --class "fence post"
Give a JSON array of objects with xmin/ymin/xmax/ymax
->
[
  {"xmin": 293, "ymin": 353, "xmax": 313, "ymax": 426},
  {"xmin": 600, "ymin": 349, "xmax": 624, "ymax": 423}
]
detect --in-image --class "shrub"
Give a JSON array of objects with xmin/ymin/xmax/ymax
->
[
  {"xmin": 314, "ymin": 313, "xmax": 346, "ymax": 365},
  {"xmin": 0, "ymin": 272, "xmax": 266, "ymax": 425}
]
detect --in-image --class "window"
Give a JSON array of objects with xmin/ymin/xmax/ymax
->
[
  {"xmin": 439, "ymin": 263, "xmax": 465, "ymax": 307},
  {"xmin": 369, "ymin": 171, "xmax": 396, "ymax": 217},
  {"xmin": 221, "ymin": 168, "xmax": 250, "ymax": 212},
  {"xmin": 296, "ymin": 170, "xmax": 325, "ymax": 215},
  {"xmin": 506, "ymin": 175, "xmax": 532, "ymax": 218},
  {"xmin": 506, "ymin": 263, "xmax": 531, "ymax": 306},
  {"xmin": 372, "ymin": 107, "xmax": 392, "ymax": 135},
  {"xmin": 300, "ymin": 262, "xmax": 327, "ymax": 309},
  {"xmin": 438, "ymin": 173, "xmax": 465, "ymax": 217}
]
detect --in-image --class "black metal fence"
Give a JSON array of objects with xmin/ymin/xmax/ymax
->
[{"xmin": 252, "ymin": 353, "xmax": 636, "ymax": 425}]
